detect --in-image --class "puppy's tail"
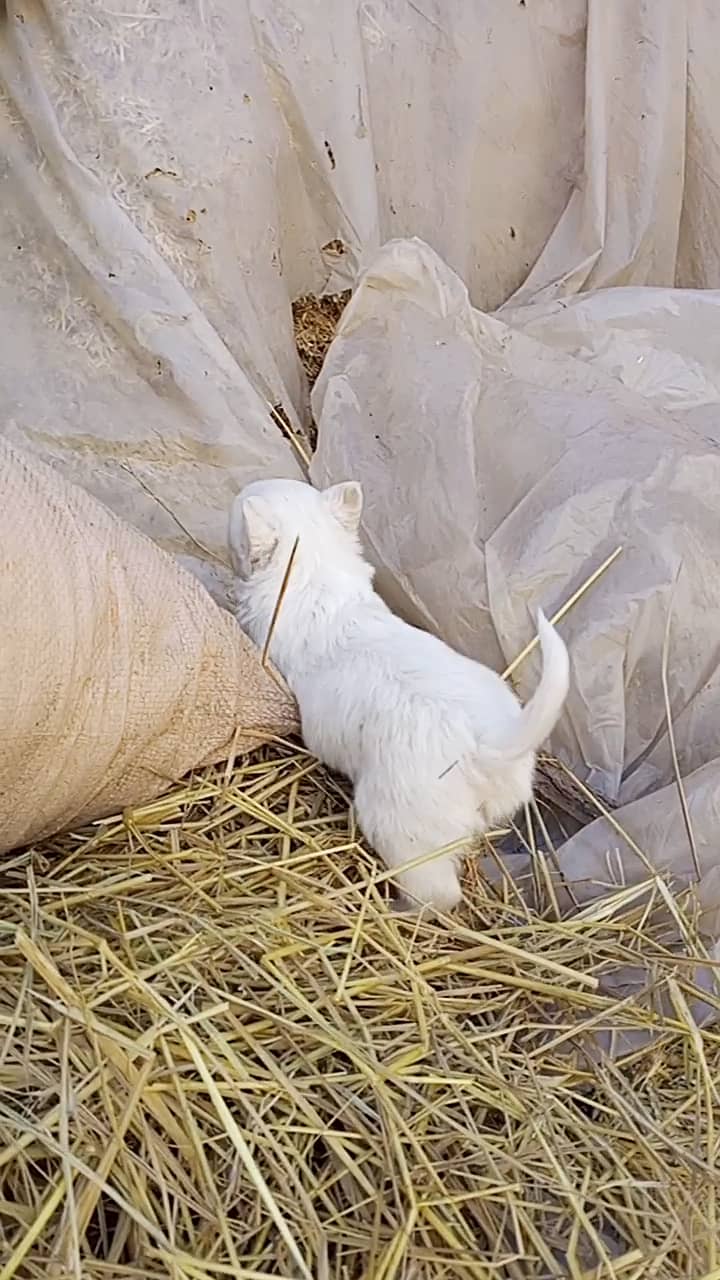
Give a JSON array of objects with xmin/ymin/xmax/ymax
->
[{"xmin": 475, "ymin": 611, "xmax": 570, "ymax": 764}]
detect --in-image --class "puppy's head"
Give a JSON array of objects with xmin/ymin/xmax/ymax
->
[{"xmin": 228, "ymin": 478, "xmax": 364, "ymax": 580}]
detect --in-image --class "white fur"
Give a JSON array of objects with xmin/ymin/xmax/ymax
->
[{"xmin": 229, "ymin": 478, "xmax": 570, "ymax": 913}]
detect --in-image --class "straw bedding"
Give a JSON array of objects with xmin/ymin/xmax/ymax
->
[
  {"xmin": 292, "ymin": 293, "xmax": 352, "ymax": 391},
  {"xmin": 1, "ymin": 744, "xmax": 719, "ymax": 1278},
  {"xmin": 1, "ymin": 298, "xmax": 719, "ymax": 1278}
]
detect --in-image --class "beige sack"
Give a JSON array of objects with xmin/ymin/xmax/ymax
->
[{"xmin": 0, "ymin": 440, "xmax": 297, "ymax": 852}]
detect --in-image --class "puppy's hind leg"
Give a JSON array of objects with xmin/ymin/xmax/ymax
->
[
  {"xmin": 391, "ymin": 852, "xmax": 463, "ymax": 914},
  {"xmin": 354, "ymin": 781, "xmax": 464, "ymax": 914},
  {"xmin": 371, "ymin": 831, "xmax": 463, "ymax": 913}
]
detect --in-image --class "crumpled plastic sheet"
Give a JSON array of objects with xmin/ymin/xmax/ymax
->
[{"xmin": 311, "ymin": 237, "xmax": 720, "ymax": 1054}]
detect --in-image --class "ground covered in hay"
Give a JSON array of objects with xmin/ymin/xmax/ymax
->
[{"xmin": 1, "ymin": 743, "xmax": 719, "ymax": 1279}]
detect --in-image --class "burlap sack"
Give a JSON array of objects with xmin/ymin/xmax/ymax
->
[{"xmin": 0, "ymin": 440, "xmax": 298, "ymax": 852}]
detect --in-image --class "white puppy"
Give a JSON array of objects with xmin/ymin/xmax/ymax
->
[{"xmin": 229, "ymin": 478, "xmax": 569, "ymax": 912}]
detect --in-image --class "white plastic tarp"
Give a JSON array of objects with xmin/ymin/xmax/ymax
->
[{"xmin": 3, "ymin": 0, "xmax": 719, "ymax": 598}]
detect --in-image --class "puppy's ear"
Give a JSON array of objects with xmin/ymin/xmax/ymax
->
[
  {"xmin": 228, "ymin": 494, "xmax": 278, "ymax": 576},
  {"xmin": 323, "ymin": 481, "xmax": 363, "ymax": 534}
]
